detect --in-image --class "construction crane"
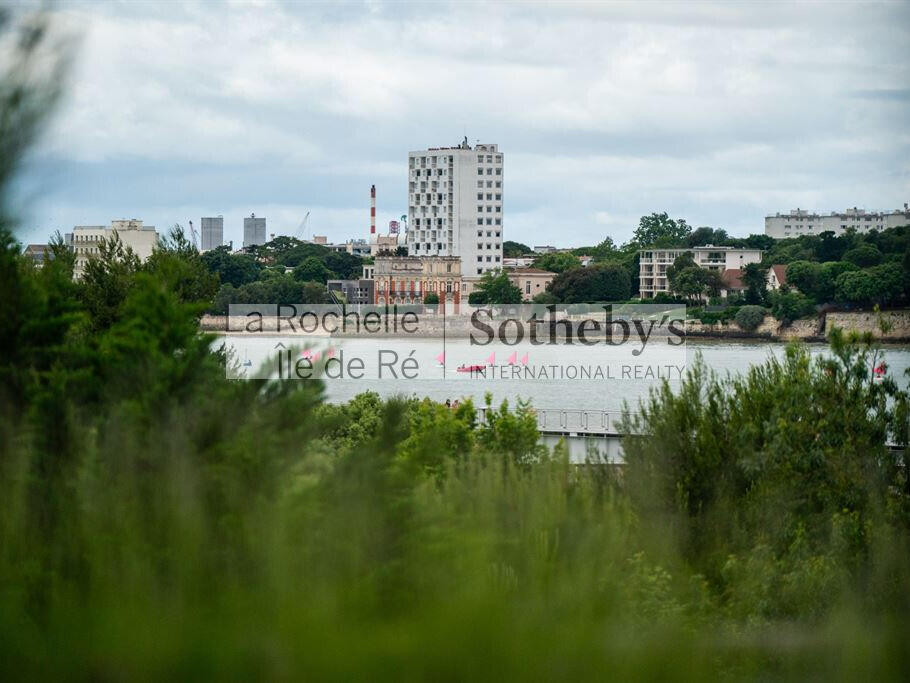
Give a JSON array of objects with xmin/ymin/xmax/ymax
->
[
  {"xmin": 296, "ymin": 211, "xmax": 311, "ymax": 241},
  {"xmin": 187, "ymin": 220, "xmax": 199, "ymax": 250}
]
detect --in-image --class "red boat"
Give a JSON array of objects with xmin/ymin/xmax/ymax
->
[{"xmin": 456, "ymin": 364, "xmax": 487, "ymax": 373}]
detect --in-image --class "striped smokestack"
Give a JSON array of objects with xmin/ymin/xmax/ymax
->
[{"xmin": 370, "ymin": 184, "xmax": 376, "ymax": 235}]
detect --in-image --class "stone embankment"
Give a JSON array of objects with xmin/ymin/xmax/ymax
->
[
  {"xmin": 200, "ymin": 310, "xmax": 910, "ymax": 343},
  {"xmin": 686, "ymin": 310, "xmax": 910, "ymax": 343}
]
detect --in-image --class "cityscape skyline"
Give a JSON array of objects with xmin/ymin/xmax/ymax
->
[{"xmin": 9, "ymin": 1, "xmax": 910, "ymax": 249}]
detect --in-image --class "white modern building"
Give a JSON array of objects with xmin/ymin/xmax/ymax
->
[
  {"xmin": 70, "ymin": 219, "xmax": 159, "ymax": 278},
  {"xmin": 406, "ymin": 139, "xmax": 503, "ymax": 278},
  {"xmin": 639, "ymin": 246, "xmax": 763, "ymax": 298},
  {"xmin": 765, "ymin": 204, "xmax": 910, "ymax": 239},
  {"xmin": 200, "ymin": 216, "xmax": 223, "ymax": 252},
  {"xmin": 243, "ymin": 214, "xmax": 266, "ymax": 248}
]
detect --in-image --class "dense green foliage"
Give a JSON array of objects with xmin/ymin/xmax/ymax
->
[
  {"xmin": 666, "ymin": 252, "xmax": 722, "ymax": 302},
  {"xmin": 6, "ymin": 221, "xmax": 910, "ymax": 677},
  {"xmin": 203, "ymin": 238, "xmax": 366, "ymax": 312},
  {"xmin": 3, "ymin": 14, "xmax": 910, "ymax": 678},
  {"xmin": 532, "ymin": 250, "xmax": 580, "ymax": 273},
  {"xmin": 634, "ymin": 212, "xmax": 692, "ymax": 247},
  {"xmin": 547, "ymin": 263, "xmax": 631, "ymax": 303},
  {"xmin": 733, "ymin": 304, "xmax": 766, "ymax": 331},
  {"xmin": 623, "ymin": 333, "xmax": 910, "ymax": 625},
  {"xmin": 502, "ymin": 240, "xmax": 533, "ymax": 257},
  {"xmin": 467, "ymin": 269, "xmax": 523, "ymax": 304}
]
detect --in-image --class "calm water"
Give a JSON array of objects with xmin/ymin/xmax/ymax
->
[{"xmin": 219, "ymin": 335, "xmax": 910, "ymax": 413}]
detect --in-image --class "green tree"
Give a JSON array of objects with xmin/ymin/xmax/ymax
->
[
  {"xmin": 547, "ymin": 263, "xmax": 631, "ymax": 303},
  {"xmin": 835, "ymin": 270, "xmax": 878, "ymax": 304},
  {"xmin": 785, "ymin": 260, "xmax": 821, "ymax": 298},
  {"xmin": 532, "ymin": 251, "xmax": 580, "ymax": 273},
  {"xmin": 468, "ymin": 269, "xmax": 522, "ymax": 305},
  {"xmin": 622, "ymin": 334, "xmax": 910, "ymax": 618},
  {"xmin": 78, "ymin": 233, "xmax": 141, "ymax": 332},
  {"xmin": 294, "ymin": 256, "xmax": 334, "ymax": 283},
  {"xmin": 145, "ymin": 225, "xmax": 218, "ymax": 306},
  {"xmin": 503, "ymin": 240, "xmax": 533, "ymax": 257},
  {"xmin": 769, "ymin": 291, "xmax": 815, "ymax": 323},
  {"xmin": 741, "ymin": 262, "xmax": 768, "ymax": 305},
  {"xmin": 201, "ymin": 246, "xmax": 262, "ymax": 287},
  {"xmin": 423, "ymin": 292, "xmax": 439, "ymax": 305},
  {"xmin": 687, "ymin": 227, "xmax": 729, "ymax": 247},
  {"xmin": 734, "ymin": 305, "xmax": 765, "ymax": 331},
  {"xmin": 531, "ymin": 291, "xmax": 558, "ymax": 305},
  {"xmin": 634, "ymin": 212, "xmax": 691, "ymax": 247},
  {"xmin": 843, "ymin": 244, "xmax": 882, "ymax": 268}
]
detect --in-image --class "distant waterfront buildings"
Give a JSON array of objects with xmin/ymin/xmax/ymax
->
[
  {"xmin": 764, "ymin": 204, "xmax": 910, "ymax": 238},
  {"xmin": 406, "ymin": 139, "xmax": 503, "ymax": 278},
  {"xmin": 24, "ymin": 244, "xmax": 52, "ymax": 267},
  {"xmin": 243, "ymin": 214, "xmax": 266, "ymax": 248},
  {"xmin": 200, "ymin": 216, "xmax": 223, "ymax": 251},
  {"xmin": 502, "ymin": 256, "xmax": 535, "ymax": 268},
  {"xmin": 506, "ymin": 267, "xmax": 556, "ymax": 302},
  {"xmin": 373, "ymin": 255, "xmax": 462, "ymax": 305},
  {"xmin": 327, "ymin": 279, "xmax": 375, "ymax": 305},
  {"xmin": 638, "ymin": 246, "xmax": 763, "ymax": 299},
  {"xmin": 70, "ymin": 219, "xmax": 158, "ymax": 278}
]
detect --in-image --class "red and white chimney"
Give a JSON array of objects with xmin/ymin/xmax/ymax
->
[{"xmin": 370, "ymin": 184, "xmax": 376, "ymax": 236}]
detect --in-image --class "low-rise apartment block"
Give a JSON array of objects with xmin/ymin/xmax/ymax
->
[
  {"xmin": 765, "ymin": 204, "xmax": 909, "ymax": 238},
  {"xmin": 639, "ymin": 246, "xmax": 763, "ymax": 299},
  {"xmin": 70, "ymin": 219, "xmax": 158, "ymax": 278}
]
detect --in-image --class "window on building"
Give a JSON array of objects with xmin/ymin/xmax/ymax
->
[
  {"xmin": 486, "ymin": 168, "xmax": 492, "ymax": 175},
  {"xmin": 486, "ymin": 218, "xmax": 492, "ymax": 225},
  {"xmin": 495, "ymin": 219, "xmax": 501, "ymax": 225},
  {"xmin": 495, "ymin": 182, "xmax": 501, "ymax": 188},
  {"xmin": 477, "ymin": 218, "xmax": 483, "ymax": 225},
  {"xmin": 477, "ymin": 193, "xmax": 483, "ymax": 200}
]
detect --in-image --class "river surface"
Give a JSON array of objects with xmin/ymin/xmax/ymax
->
[{"xmin": 218, "ymin": 335, "xmax": 910, "ymax": 413}]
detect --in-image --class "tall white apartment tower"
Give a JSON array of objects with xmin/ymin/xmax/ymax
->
[
  {"xmin": 200, "ymin": 216, "xmax": 223, "ymax": 252},
  {"xmin": 243, "ymin": 214, "xmax": 266, "ymax": 248},
  {"xmin": 407, "ymin": 139, "xmax": 503, "ymax": 277}
]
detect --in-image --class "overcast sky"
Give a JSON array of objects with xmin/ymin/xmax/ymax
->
[{"xmin": 12, "ymin": 0, "xmax": 910, "ymax": 248}]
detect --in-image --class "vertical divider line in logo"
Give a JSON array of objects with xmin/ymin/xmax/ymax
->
[{"xmin": 442, "ymin": 300, "xmax": 446, "ymax": 380}]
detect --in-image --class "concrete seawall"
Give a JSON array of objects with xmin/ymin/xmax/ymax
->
[{"xmin": 685, "ymin": 310, "xmax": 910, "ymax": 343}]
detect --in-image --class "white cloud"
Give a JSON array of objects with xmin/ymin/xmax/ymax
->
[{"xmin": 12, "ymin": 0, "xmax": 910, "ymax": 248}]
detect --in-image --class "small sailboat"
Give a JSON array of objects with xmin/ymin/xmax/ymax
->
[{"xmin": 456, "ymin": 364, "xmax": 487, "ymax": 373}]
